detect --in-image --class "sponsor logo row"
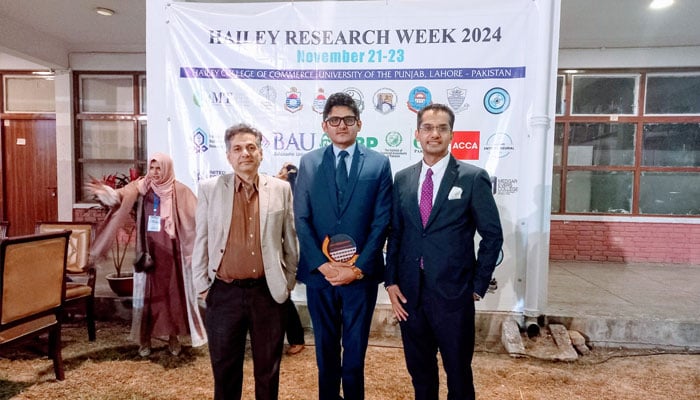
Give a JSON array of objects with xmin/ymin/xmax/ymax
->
[
  {"xmin": 193, "ymin": 127, "xmax": 514, "ymax": 161},
  {"xmin": 197, "ymin": 85, "xmax": 510, "ymax": 115}
]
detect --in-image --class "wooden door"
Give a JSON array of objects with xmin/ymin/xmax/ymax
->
[{"xmin": 1, "ymin": 119, "xmax": 57, "ymax": 235}]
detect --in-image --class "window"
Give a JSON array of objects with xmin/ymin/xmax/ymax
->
[
  {"xmin": 3, "ymin": 75, "xmax": 55, "ymax": 112},
  {"xmin": 645, "ymin": 73, "xmax": 700, "ymax": 115},
  {"xmin": 642, "ymin": 123, "xmax": 700, "ymax": 167},
  {"xmin": 568, "ymin": 123, "xmax": 635, "ymax": 166},
  {"xmin": 571, "ymin": 74, "xmax": 638, "ymax": 115},
  {"xmin": 553, "ymin": 70, "xmax": 700, "ymax": 216},
  {"xmin": 555, "ymin": 75, "xmax": 565, "ymax": 116},
  {"xmin": 75, "ymin": 72, "xmax": 146, "ymax": 202}
]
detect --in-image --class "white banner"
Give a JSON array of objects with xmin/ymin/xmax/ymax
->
[{"xmin": 161, "ymin": 0, "xmax": 548, "ymax": 312}]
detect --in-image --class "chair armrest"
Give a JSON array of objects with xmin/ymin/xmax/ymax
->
[{"xmin": 85, "ymin": 264, "xmax": 97, "ymax": 290}]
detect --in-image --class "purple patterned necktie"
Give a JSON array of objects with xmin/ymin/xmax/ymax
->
[{"xmin": 420, "ymin": 168, "xmax": 433, "ymax": 227}]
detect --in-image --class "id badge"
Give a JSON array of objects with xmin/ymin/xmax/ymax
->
[{"xmin": 147, "ymin": 215, "xmax": 161, "ymax": 232}]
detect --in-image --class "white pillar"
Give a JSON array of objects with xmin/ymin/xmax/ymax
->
[{"xmin": 55, "ymin": 70, "xmax": 74, "ymax": 220}]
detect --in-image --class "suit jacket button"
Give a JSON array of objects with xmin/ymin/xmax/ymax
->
[{"xmin": 422, "ymin": 233, "xmax": 427, "ymax": 238}]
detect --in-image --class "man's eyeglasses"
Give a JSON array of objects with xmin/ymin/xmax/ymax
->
[
  {"xmin": 325, "ymin": 116, "xmax": 358, "ymax": 127},
  {"xmin": 419, "ymin": 124, "xmax": 451, "ymax": 134}
]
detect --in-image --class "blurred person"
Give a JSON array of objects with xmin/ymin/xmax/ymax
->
[
  {"xmin": 276, "ymin": 162, "xmax": 305, "ymax": 356},
  {"xmin": 385, "ymin": 103, "xmax": 503, "ymax": 400},
  {"xmin": 276, "ymin": 162, "xmax": 298, "ymax": 192},
  {"xmin": 192, "ymin": 124, "xmax": 299, "ymax": 400},
  {"xmin": 88, "ymin": 153, "xmax": 206, "ymax": 357}
]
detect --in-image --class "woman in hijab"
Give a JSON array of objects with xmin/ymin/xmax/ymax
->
[{"xmin": 88, "ymin": 153, "xmax": 206, "ymax": 356}]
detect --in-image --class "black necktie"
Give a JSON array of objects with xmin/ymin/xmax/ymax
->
[{"xmin": 336, "ymin": 150, "xmax": 349, "ymax": 204}]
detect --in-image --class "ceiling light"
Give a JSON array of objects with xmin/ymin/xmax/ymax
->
[
  {"xmin": 649, "ymin": 0, "xmax": 674, "ymax": 10},
  {"xmin": 95, "ymin": 7, "xmax": 115, "ymax": 16}
]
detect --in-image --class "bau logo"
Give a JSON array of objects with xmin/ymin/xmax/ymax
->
[
  {"xmin": 272, "ymin": 132, "xmax": 317, "ymax": 151},
  {"xmin": 450, "ymin": 131, "xmax": 480, "ymax": 160}
]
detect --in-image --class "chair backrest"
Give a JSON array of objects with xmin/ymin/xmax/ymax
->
[
  {"xmin": 36, "ymin": 222, "xmax": 94, "ymax": 274},
  {"xmin": 0, "ymin": 222, "xmax": 8, "ymax": 239},
  {"xmin": 0, "ymin": 231, "xmax": 70, "ymax": 329}
]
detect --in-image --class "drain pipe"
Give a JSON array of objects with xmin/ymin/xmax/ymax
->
[
  {"xmin": 525, "ymin": 316, "xmax": 540, "ymax": 338},
  {"xmin": 519, "ymin": 0, "xmax": 560, "ymax": 334}
]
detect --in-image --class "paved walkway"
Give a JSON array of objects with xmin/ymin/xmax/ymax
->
[
  {"xmin": 545, "ymin": 261, "xmax": 700, "ymax": 349},
  {"xmin": 547, "ymin": 261, "xmax": 700, "ymax": 321}
]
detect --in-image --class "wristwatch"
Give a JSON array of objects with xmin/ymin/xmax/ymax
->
[{"xmin": 351, "ymin": 266, "xmax": 364, "ymax": 280}]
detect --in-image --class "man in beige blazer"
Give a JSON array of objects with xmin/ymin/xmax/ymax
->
[{"xmin": 192, "ymin": 123, "xmax": 298, "ymax": 400}]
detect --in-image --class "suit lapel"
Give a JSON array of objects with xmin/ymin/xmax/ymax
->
[
  {"xmin": 221, "ymin": 174, "xmax": 235, "ymax": 240},
  {"xmin": 406, "ymin": 162, "xmax": 423, "ymax": 230},
  {"xmin": 321, "ymin": 146, "xmax": 340, "ymax": 216},
  {"xmin": 258, "ymin": 175, "xmax": 269, "ymax": 237},
  {"xmin": 338, "ymin": 146, "xmax": 365, "ymax": 216},
  {"xmin": 426, "ymin": 156, "xmax": 458, "ymax": 228}
]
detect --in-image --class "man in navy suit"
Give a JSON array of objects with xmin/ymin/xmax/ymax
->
[
  {"xmin": 385, "ymin": 103, "xmax": 503, "ymax": 400},
  {"xmin": 295, "ymin": 92, "xmax": 392, "ymax": 400}
]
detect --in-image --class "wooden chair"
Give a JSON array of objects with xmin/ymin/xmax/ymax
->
[
  {"xmin": 36, "ymin": 222, "xmax": 97, "ymax": 341},
  {"xmin": 0, "ymin": 231, "xmax": 71, "ymax": 380}
]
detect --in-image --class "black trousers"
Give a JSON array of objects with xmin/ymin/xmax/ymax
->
[
  {"xmin": 284, "ymin": 298, "xmax": 305, "ymax": 345},
  {"xmin": 400, "ymin": 282, "xmax": 476, "ymax": 400},
  {"xmin": 205, "ymin": 278, "xmax": 285, "ymax": 400}
]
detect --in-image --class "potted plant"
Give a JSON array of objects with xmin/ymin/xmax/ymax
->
[
  {"xmin": 105, "ymin": 224, "xmax": 136, "ymax": 296},
  {"xmin": 99, "ymin": 170, "xmax": 139, "ymax": 297}
]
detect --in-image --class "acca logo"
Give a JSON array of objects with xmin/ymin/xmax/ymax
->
[{"xmin": 450, "ymin": 131, "xmax": 480, "ymax": 160}]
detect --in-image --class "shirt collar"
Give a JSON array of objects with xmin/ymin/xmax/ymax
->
[
  {"xmin": 421, "ymin": 153, "xmax": 449, "ymax": 177},
  {"xmin": 234, "ymin": 174, "xmax": 259, "ymax": 192},
  {"xmin": 333, "ymin": 143, "xmax": 357, "ymax": 159}
]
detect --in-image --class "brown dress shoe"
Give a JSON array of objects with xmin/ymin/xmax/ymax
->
[{"xmin": 286, "ymin": 344, "xmax": 305, "ymax": 355}]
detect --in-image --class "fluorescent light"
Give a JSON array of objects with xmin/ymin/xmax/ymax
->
[
  {"xmin": 95, "ymin": 7, "xmax": 115, "ymax": 16},
  {"xmin": 649, "ymin": 0, "xmax": 674, "ymax": 10}
]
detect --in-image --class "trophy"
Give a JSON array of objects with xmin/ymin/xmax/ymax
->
[{"xmin": 321, "ymin": 234, "xmax": 358, "ymax": 264}]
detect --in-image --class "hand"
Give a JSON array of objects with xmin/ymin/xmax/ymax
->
[
  {"xmin": 325, "ymin": 265, "xmax": 357, "ymax": 286},
  {"xmin": 473, "ymin": 292, "xmax": 482, "ymax": 301},
  {"xmin": 85, "ymin": 177, "xmax": 119, "ymax": 206},
  {"xmin": 386, "ymin": 285, "xmax": 408, "ymax": 321},
  {"xmin": 199, "ymin": 289, "xmax": 209, "ymax": 300},
  {"xmin": 318, "ymin": 262, "xmax": 339, "ymax": 278},
  {"xmin": 320, "ymin": 261, "xmax": 356, "ymax": 286},
  {"xmin": 85, "ymin": 179, "xmax": 108, "ymax": 197}
]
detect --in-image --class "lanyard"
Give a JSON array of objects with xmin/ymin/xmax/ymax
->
[{"xmin": 152, "ymin": 195, "xmax": 160, "ymax": 216}]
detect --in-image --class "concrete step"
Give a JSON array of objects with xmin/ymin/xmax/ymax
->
[{"xmin": 94, "ymin": 297, "xmax": 700, "ymax": 351}]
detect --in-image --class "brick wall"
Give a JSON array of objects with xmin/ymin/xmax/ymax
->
[
  {"xmin": 78, "ymin": 208, "xmax": 699, "ymax": 264},
  {"xmin": 74, "ymin": 207, "xmax": 108, "ymax": 223},
  {"xmin": 550, "ymin": 220, "xmax": 700, "ymax": 264}
]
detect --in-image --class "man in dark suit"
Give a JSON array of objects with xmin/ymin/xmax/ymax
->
[
  {"xmin": 294, "ymin": 92, "xmax": 392, "ymax": 400},
  {"xmin": 385, "ymin": 103, "xmax": 503, "ymax": 400}
]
